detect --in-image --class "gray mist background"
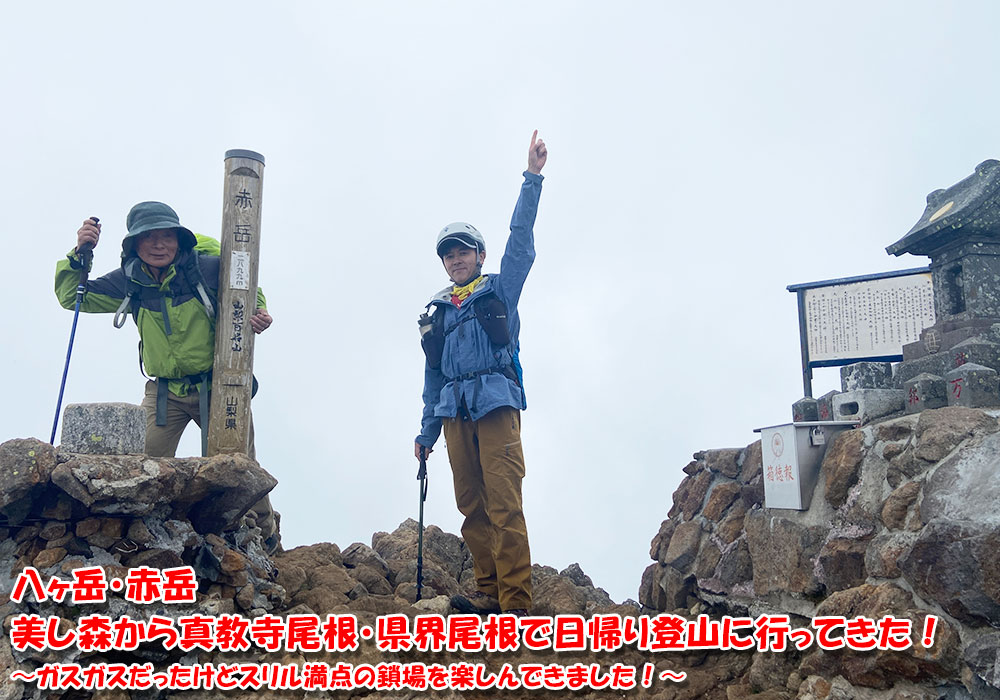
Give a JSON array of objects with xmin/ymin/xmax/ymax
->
[{"xmin": 4, "ymin": 2, "xmax": 999, "ymax": 603}]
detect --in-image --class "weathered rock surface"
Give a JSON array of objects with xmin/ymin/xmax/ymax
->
[
  {"xmin": 59, "ymin": 402, "xmax": 145, "ymax": 455},
  {"xmin": 900, "ymin": 519, "xmax": 1000, "ymax": 625},
  {"xmin": 644, "ymin": 406, "xmax": 1000, "ymax": 698},
  {"xmin": 881, "ymin": 481, "xmax": 921, "ymax": 529},
  {"xmin": 704, "ymin": 447, "xmax": 743, "ymax": 478},
  {"xmin": 745, "ymin": 509, "xmax": 826, "ymax": 596},
  {"xmin": 921, "ymin": 429, "xmax": 1000, "ymax": 526},
  {"xmin": 48, "ymin": 451, "xmax": 276, "ymax": 533},
  {"xmin": 964, "ymin": 633, "xmax": 1000, "ymax": 696},
  {"xmin": 817, "ymin": 536, "xmax": 870, "ymax": 591},
  {"xmin": 4, "ymin": 400, "xmax": 1000, "ymax": 699},
  {"xmin": 913, "ymin": 405, "xmax": 998, "ymax": 462},
  {"xmin": 670, "ymin": 466, "xmax": 713, "ymax": 521},
  {"xmin": 0, "ymin": 435, "xmax": 653, "ymax": 700},
  {"xmin": 823, "ymin": 429, "xmax": 866, "ymax": 507},
  {"xmin": 0, "ymin": 439, "xmax": 58, "ymax": 524},
  {"xmin": 663, "ymin": 519, "xmax": 703, "ymax": 570}
]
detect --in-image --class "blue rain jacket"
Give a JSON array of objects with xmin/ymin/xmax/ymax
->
[{"xmin": 416, "ymin": 171, "xmax": 543, "ymax": 448}]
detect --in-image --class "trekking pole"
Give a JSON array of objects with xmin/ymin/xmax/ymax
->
[
  {"xmin": 50, "ymin": 219, "xmax": 97, "ymax": 445},
  {"xmin": 416, "ymin": 447, "xmax": 429, "ymax": 601}
]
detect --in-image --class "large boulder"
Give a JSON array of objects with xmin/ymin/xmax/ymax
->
[
  {"xmin": 823, "ymin": 430, "xmax": 866, "ymax": 508},
  {"xmin": 51, "ymin": 455, "xmax": 184, "ymax": 514},
  {"xmin": 809, "ymin": 583, "xmax": 962, "ymax": 688},
  {"xmin": 703, "ymin": 481, "xmax": 742, "ymax": 522},
  {"xmin": 816, "ymin": 537, "xmax": 870, "ymax": 592},
  {"xmin": 739, "ymin": 440, "xmax": 763, "ymax": 484},
  {"xmin": 709, "ymin": 538, "xmax": 753, "ymax": 594},
  {"xmin": 745, "ymin": 509, "xmax": 826, "ymax": 596},
  {"xmin": 704, "ymin": 448, "xmax": 743, "ymax": 478},
  {"xmin": 373, "ymin": 521, "xmax": 469, "ymax": 582},
  {"xmin": 639, "ymin": 562, "xmax": 694, "ymax": 612},
  {"xmin": 341, "ymin": 542, "xmax": 391, "ymax": 579},
  {"xmin": 663, "ymin": 520, "xmax": 704, "ymax": 571},
  {"xmin": 180, "ymin": 455, "xmax": 278, "ymax": 532},
  {"xmin": 921, "ymin": 431, "xmax": 1000, "ymax": 528},
  {"xmin": 273, "ymin": 542, "xmax": 354, "ymax": 613},
  {"xmin": 0, "ymin": 439, "xmax": 58, "ymax": 525},
  {"xmin": 669, "ymin": 467, "xmax": 713, "ymax": 521},
  {"xmin": 50, "ymin": 453, "xmax": 277, "ymax": 533},
  {"xmin": 531, "ymin": 574, "xmax": 589, "ymax": 616},
  {"xmin": 900, "ymin": 519, "xmax": 1000, "ymax": 626},
  {"xmin": 913, "ymin": 406, "xmax": 998, "ymax": 463},
  {"xmin": 881, "ymin": 481, "xmax": 922, "ymax": 530},
  {"xmin": 964, "ymin": 633, "xmax": 1000, "ymax": 699}
]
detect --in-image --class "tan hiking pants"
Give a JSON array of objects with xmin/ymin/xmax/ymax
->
[{"xmin": 443, "ymin": 406, "xmax": 532, "ymax": 611}]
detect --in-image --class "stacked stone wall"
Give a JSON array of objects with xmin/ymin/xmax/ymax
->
[{"xmin": 641, "ymin": 406, "xmax": 1000, "ymax": 699}]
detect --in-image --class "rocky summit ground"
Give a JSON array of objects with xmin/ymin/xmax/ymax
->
[{"xmin": 1, "ymin": 406, "xmax": 1000, "ymax": 698}]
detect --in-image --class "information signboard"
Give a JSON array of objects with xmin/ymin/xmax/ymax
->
[{"xmin": 788, "ymin": 268, "xmax": 935, "ymax": 397}]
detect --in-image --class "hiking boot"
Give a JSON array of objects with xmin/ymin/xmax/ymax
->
[
  {"xmin": 450, "ymin": 591, "xmax": 501, "ymax": 614},
  {"xmin": 505, "ymin": 608, "xmax": 529, "ymax": 618}
]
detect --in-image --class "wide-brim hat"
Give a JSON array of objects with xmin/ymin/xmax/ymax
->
[{"xmin": 122, "ymin": 201, "xmax": 197, "ymax": 257}]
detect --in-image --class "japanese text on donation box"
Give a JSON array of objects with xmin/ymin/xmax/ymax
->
[
  {"xmin": 804, "ymin": 273, "xmax": 935, "ymax": 363},
  {"xmin": 763, "ymin": 425, "xmax": 800, "ymax": 508}
]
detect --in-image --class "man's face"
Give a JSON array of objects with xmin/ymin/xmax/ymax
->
[
  {"xmin": 136, "ymin": 228, "xmax": 179, "ymax": 269},
  {"xmin": 441, "ymin": 244, "xmax": 485, "ymax": 285}
]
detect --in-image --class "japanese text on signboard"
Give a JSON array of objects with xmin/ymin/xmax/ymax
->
[{"xmin": 804, "ymin": 273, "xmax": 934, "ymax": 362}]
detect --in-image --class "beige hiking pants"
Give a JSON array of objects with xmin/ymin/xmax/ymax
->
[{"xmin": 443, "ymin": 406, "xmax": 532, "ymax": 611}]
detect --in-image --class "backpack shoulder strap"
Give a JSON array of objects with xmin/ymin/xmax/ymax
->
[
  {"xmin": 471, "ymin": 292, "xmax": 511, "ymax": 346},
  {"xmin": 113, "ymin": 258, "xmax": 146, "ymax": 328},
  {"xmin": 184, "ymin": 249, "xmax": 216, "ymax": 318}
]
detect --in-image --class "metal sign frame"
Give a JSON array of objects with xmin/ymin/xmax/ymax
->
[{"xmin": 787, "ymin": 267, "xmax": 932, "ymax": 397}]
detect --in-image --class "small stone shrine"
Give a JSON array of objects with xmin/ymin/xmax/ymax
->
[
  {"xmin": 797, "ymin": 159, "xmax": 1000, "ymax": 420},
  {"xmin": 887, "ymin": 158, "xmax": 1000, "ymax": 411}
]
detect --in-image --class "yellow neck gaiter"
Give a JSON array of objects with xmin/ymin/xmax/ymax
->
[{"xmin": 451, "ymin": 275, "xmax": 486, "ymax": 303}]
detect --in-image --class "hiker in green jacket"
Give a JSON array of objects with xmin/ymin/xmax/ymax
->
[{"xmin": 55, "ymin": 202, "xmax": 278, "ymax": 551}]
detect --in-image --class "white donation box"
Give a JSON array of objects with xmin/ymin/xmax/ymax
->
[{"xmin": 753, "ymin": 421, "xmax": 858, "ymax": 510}]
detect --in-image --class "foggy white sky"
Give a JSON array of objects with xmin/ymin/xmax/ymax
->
[{"xmin": 4, "ymin": 1, "xmax": 1000, "ymax": 603}]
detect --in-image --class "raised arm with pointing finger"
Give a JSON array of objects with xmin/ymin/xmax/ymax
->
[{"xmin": 413, "ymin": 131, "xmax": 548, "ymax": 616}]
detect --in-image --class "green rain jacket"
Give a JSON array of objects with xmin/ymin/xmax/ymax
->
[{"xmin": 54, "ymin": 236, "xmax": 266, "ymax": 397}]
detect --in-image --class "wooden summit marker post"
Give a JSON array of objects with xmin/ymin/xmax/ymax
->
[{"xmin": 207, "ymin": 149, "xmax": 265, "ymax": 457}]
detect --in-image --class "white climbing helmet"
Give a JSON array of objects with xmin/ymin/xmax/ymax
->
[{"xmin": 436, "ymin": 222, "xmax": 486, "ymax": 257}]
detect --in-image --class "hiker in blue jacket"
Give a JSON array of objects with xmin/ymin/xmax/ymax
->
[{"xmin": 415, "ymin": 131, "xmax": 547, "ymax": 616}]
